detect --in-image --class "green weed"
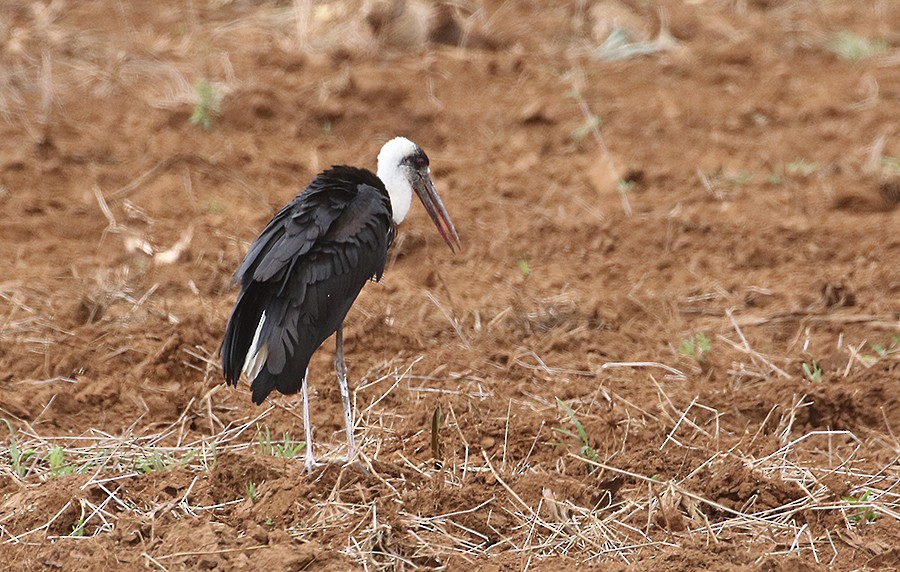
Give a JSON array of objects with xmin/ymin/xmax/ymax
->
[
  {"xmin": 861, "ymin": 337, "xmax": 900, "ymax": 365},
  {"xmin": 766, "ymin": 172, "xmax": 785, "ymax": 185},
  {"xmin": 882, "ymin": 156, "xmax": 900, "ymax": 174},
  {"xmin": 245, "ymin": 481, "xmax": 259, "ymax": 504},
  {"xmin": 679, "ymin": 333, "xmax": 711, "ymax": 363},
  {"xmin": 552, "ymin": 398, "xmax": 599, "ymax": 474},
  {"xmin": 828, "ymin": 32, "xmax": 888, "ymax": 61},
  {"xmin": 257, "ymin": 426, "xmax": 305, "ymax": 459},
  {"xmin": 617, "ymin": 179, "xmax": 636, "ymax": 195},
  {"xmin": 190, "ymin": 79, "xmax": 222, "ymax": 130},
  {"xmin": 843, "ymin": 489, "xmax": 878, "ymax": 523},
  {"xmin": 517, "ymin": 258, "xmax": 531, "ymax": 278},
  {"xmin": 133, "ymin": 450, "xmax": 195, "ymax": 474},
  {"xmin": 48, "ymin": 446, "xmax": 75, "ymax": 478},
  {"xmin": 802, "ymin": 361, "xmax": 823, "ymax": 382},
  {"xmin": 134, "ymin": 452, "xmax": 170, "ymax": 474},
  {"xmin": 206, "ymin": 199, "xmax": 225, "ymax": 214},
  {"xmin": 572, "ymin": 114, "xmax": 601, "ymax": 142},
  {"xmin": 3, "ymin": 419, "xmax": 35, "ymax": 479},
  {"xmin": 786, "ymin": 159, "xmax": 817, "ymax": 177}
]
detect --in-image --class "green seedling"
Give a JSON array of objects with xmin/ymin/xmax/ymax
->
[
  {"xmin": 206, "ymin": 199, "xmax": 225, "ymax": 214},
  {"xmin": 882, "ymin": 156, "xmax": 900, "ymax": 174},
  {"xmin": 48, "ymin": 446, "xmax": 75, "ymax": 478},
  {"xmin": 766, "ymin": 172, "xmax": 785, "ymax": 185},
  {"xmin": 134, "ymin": 451, "xmax": 183, "ymax": 474},
  {"xmin": 679, "ymin": 333, "xmax": 711, "ymax": 363},
  {"xmin": 3, "ymin": 419, "xmax": 35, "ymax": 479},
  {"xmin": 873, "ymin": 336, "xmax": 900, "ymax": 357},
  {"xmin": 843, "ymin": 489, "xmax": 878, "ymax": 523},
  {"xmin": 572, "ymin": 114, "xmax": 601, "ymax": 142},
  {"xmin": 190, "ymin": 79, "xmax": 222, "ymax": 130},
  {"xmin": 70, "ymin": 518, "xmax": 86, "ymax": 537},
  {"xmin": 205, "ymin": 441, "xmax": 219, "ymax": 470},
  {"xmin": 552, "ymin": 398, "xmax": 599, "ymax": 473},
  {"xmin": 861, "ymin": 337, "xmax": 900, "ymax": 364},
  {"xmin": 786, "ymin": 159, "xmax": 817, "ymax": 177},
  {"xmin": 257, "ymin": 426, "xmax": 305, "ymax": 459},
  {"xmin": 617, "ymin": 179, "xmax": 636, "ymax": 195},
  {"xmin": 828, "ymin": 32, "xmax": 888, "ymax": 61},
  {"xmin": 517, "ymin": 258, "xmax": 531, "ymax": 278},
  {"xmin": 245, "ymin": 481, "xmax": 259, "ymax": 504},
  {"xmin": 802, "ymin": 361, "xmax": 823, "ymax": 382},
  {"xmin": 728, "ymin": 172, "xmax": 754, "ymax": 186}
]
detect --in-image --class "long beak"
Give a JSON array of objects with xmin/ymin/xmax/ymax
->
[{"xmin": 414, "ymin": 172, "xmax": 461, "ymax": 252}]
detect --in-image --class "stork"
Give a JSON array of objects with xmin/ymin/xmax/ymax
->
[{"xmin": 221, "ymin": 137, "xmax": 460, "ymax": 471}]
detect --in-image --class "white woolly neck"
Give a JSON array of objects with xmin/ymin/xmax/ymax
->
[{"xmin": 376, "ymin": 136, "xmax": 418, "ymax": 224}]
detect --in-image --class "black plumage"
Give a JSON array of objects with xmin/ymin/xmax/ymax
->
[
  {"xmin": 221, "ymin": 166, "xmax": 395, "ymax": 405},
  {"xmin": 221, "ymin": 137, "xmax": 459, "ymax": 471}
]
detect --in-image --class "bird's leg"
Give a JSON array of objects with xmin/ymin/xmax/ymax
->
[
  {"xmin": 301, "ymin": 368, "xmax": 316, "ymax": 472},
  {"xmin": 335, "ymin": 324, "xmax": 357, "ymax": 463}
]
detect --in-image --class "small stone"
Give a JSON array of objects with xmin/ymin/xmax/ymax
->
[{"xmin": 250, "ymin": 525, "xmax": 269, "ymax": 544}]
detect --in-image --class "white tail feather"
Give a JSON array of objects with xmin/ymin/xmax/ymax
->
[{"xmin": 242, "ymin": 311, "xmax": 268, "ymax": 380}]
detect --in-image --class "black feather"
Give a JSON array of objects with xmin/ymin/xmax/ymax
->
[{"xmin": 222, "ymin": 166, "xmax": 395, "ymax": 404}]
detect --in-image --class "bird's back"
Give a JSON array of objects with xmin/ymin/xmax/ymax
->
[{"xmin": 222, "ymin": 166, "xmax": 395, "ymax": 404}]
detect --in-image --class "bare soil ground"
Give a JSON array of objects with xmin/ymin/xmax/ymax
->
[{"xmin": 1, "ymin": 1, "xmax": 899, "ymax": 570}]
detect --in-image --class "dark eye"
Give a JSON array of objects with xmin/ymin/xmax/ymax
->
[{"xmin": 415, "ymin": 157, "xmax": 427, "ymax": 169}]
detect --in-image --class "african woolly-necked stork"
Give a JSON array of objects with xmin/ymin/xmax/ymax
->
[{"xmin": 222, "ymin": 137, "xmax": 460, "ymax": 471}]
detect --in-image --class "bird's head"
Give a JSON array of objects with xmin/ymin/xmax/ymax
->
[{"xmin": 377, "ymin": 137, "xmax": 461, "ymax": 252}]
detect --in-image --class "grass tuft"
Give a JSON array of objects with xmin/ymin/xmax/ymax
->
[
  {"xmin": 843, "ymin": 489, "xmax": 878, "ymax": 523},
  {"xmin": 552, "ymin": 398, "xmax": 599, "ymax": 473},
  {"xmin": 70, "ymin": 518, "xmax": 86, "ymax": 537},
  {"xmin": 3, "ymin": 419, "xmax": 36, "ymax": 479},
  {"xmin": 48, "ymin": 446, "xmax": 75, "ymax": 478},
  {"xmin": 827, "ymin": 32, "xmax": 888, "ymax": 61},
  {"xmin": 257, "ymin": 426, "xmax": 305, "ymax": 459},
  {"xmin": 679, "ymin": 332, "xmax": 711, "ymax": 364},
  {"xmin": 517, "ymin": 257, "xmax": 531, "ymax": 278},
  {"xmin": 190, "ymin": 79, "xmax": 222, "ymax": 130},
  {"xmin": 245, "ymin": 481, "xmax": 259, "ymax": 504},
  {"xmin": 801, "ymin": 361, "xmax": 823, "ymax": 382}
]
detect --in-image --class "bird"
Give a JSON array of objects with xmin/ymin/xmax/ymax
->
[{"xmin": 221, "ymin": 137, "xmax": 460, "ymax": 472}]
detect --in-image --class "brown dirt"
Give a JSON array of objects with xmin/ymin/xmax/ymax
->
[{"xmin": 1, "ymin": 1, "xmax": 899, "ymax": 570}]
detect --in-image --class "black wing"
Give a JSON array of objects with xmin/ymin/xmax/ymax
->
[{"xmin": 222, "ymin": 166, "xmax": 395, "ymax": 404}]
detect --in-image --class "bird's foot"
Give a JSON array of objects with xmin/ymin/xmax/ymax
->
[{"xmin": 304, "ymin": 454, "xmax": 318, "ymax": 473}]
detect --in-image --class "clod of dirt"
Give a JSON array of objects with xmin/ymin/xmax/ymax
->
[
  {"xmin": 73, "ymin": 296, "xmax": 105, "ymax": 325},
  {"xmin": 621, "ymin": 167, "xmax": 646, "ymax": 188},
  {"xmin": 832, "ymin": 176, "xmax": 899, "ymax": 212},
  {"xmin": 428, "ymin": 2, "xmax": 463, "ymax": 46},
  {"xmin": 689, "ymin": 457, "xmax": 800, "ymax": 515},
  {"xmin": 819, "ymin": 282, "xmax": 856, "ymax": 309},
  {"xmin": 221, "ymin": 89, "xmax": 284, "ymax": 130},
  {"xmin": 366, "ymin": 0, "xmax": 434, "ymax": 48},
  {"xmin": 879, "ymin": 176, "xmax": 900, "ymax": 207},
  {"xmin": 520, "ymin": 101, "xmax": 553, "ymax": 125}
]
